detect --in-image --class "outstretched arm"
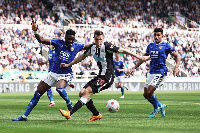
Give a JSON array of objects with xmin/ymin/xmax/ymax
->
[
  {"xmin": 83, "ymin": 44, "xmax": 91, "ymax": 50},
  {"xmin": 128, "ymin": 53, "xmax": 149, "ymax": 76},
  {"xmin": 118, "ymin": 47, "xmax": 150, "ymax": 61},
  {"xmin": 32, "ymin": 19, "xmax": 50, "ymax": 45},
  {"xmin": 60, "ymin": 53, "xmax": 86, "ymax": 68}
]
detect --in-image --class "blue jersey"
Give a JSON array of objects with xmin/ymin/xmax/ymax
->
[
  {"xmin": 48, "ymin": 48, "xmax": 55, "ymax": 72},
  {"xmin": 114, "ymin": 60, "xmax": 125, "ymax": 77},
  {"xmin": 50, "ymin": 39, "xmax": 84, "ymax": 74},
  {"xmin": 146, "ymin": 42, "xmax": 175, "ymax": 75}
]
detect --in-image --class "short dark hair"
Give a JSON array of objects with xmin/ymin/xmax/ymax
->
[
  {"xmin": 94, "ymin": 30, "xmax": 104, "ymax": 37},
  {"xmin": 154, "ymin": 28, "xmax": 163, "ymax": 34},
  {"xmin": 66, "ymin": 29, "xmax": 76, "ymax": 36}
]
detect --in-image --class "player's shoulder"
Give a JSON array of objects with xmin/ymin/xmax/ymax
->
[
  {"xmin": 73, "ymin": 41, "xmax": 84, "ymax": 45},
  {"xmin": 161, "ymin": 40, "xmax": 170, "ymax": 45},
  {"xmin": 104, "ymin": 41, "xmax": 113, "ymax": 46},
  {"xmin": 160, "ymin": 41, "xmax": 172, "ymax": 47},
  {"xmin": 87, "ymin": 43, "xmax": 95, "ymax": 49}
]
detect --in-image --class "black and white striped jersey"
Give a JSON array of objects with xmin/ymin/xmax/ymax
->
[{"xmin": 84, "ymin": 42, "xmax": 119, "ymax": 79}]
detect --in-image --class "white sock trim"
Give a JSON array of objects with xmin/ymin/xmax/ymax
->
[
  {"xmin": 22, "ymin": 115, "xmax": 27, "ymax": 118},
  {"xmin": 50, "ymin": 101, "xmax": 55, "ymax": 104},
  {"xmin": 80, "ymin": 97, "xmax": 89, "ymax": 104}
]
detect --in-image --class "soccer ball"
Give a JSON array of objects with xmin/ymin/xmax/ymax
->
[{"xmin": 106, "ymin": 99, "xmax": 120, "ymax": 113}]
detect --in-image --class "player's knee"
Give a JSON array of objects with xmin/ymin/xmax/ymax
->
[
  {"xmin": 115, "ymin": 84, "xmax": 118, "ymax": 88},
  {"xmin": 143, "ymin": 93, "xmax": 147, "ymax": 98},
  {"xmin": 79, "ymin": 88, "xmax": 92, "ymax": 99},
  {"xmin": 146, "ymin": 91, "xmax": 153, "ymax": 97},
  {"xmin": 79, "ymin": 91, "xmax": 83, "ymax": 97}
]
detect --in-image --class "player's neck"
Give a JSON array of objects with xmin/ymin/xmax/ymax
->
[{"xmin": 155, "ymin": 41, "xmax": 162, "ymax": 45}]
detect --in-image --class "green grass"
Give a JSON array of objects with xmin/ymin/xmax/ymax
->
[{"xmin": 0, "ymin": 91, "xmax": 200, "ymax": 133}]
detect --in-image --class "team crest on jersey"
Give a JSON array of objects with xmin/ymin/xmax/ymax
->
[
  {"xmin": 71, "ymin": 47, "xmax": 74, "ymax": 51},
  {"xmin": 159, "ymin": 46, "xmax": 163, "ymax": 49}
]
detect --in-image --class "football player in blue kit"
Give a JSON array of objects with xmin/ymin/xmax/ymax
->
[
  {"xmin": 38, "ymin": 45, "xmax": 56, "ymax": 106},
  {"xmin": 12, "ymin": 19, "xmax": 90, "ymax": 121},
  {"xmin": 129, "ymin": 28, "xmax": 181, "ymax": 118},
  {"xmin": 59, "ymin": 30, "xmax": 149, "ymax": 121},
  {"xmin": 114, "ymin": 53, "xmax": 129, "ymax": 98}
]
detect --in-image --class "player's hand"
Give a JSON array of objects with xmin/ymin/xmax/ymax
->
[
  {"xmin": 127, "ymin": 68, "xmax": 135, "ymax": 77},
  {"xmin": 173, "ymin": 67, "xmax": 179, "ymax": 76},
  {"xmin": 117, "ymin": 69, "xmax": 120, "ymax": 72},
  {"xmin": 31, "ymin": 18, "xmax": 38, "ymax": 31},
  {"xmin": 140, "ymin": 56, "xmax": 150, "ymax": 61},
  {"xmin": 60, "ymin": 63, "xmax": 70, "ymax": 68}
]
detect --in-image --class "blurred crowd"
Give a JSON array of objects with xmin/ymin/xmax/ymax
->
[{"xmin": 0, "ymin": 0, "xmax": 199, "ymax": 80}]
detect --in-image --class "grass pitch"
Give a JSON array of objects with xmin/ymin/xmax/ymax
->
[{"xmin": 0, "ymin": 91, "xmax": 200, "ymax": 133}]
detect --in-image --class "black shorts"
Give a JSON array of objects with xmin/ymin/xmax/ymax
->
[{"xmin": 83, "ymin": 74, "xmax": 114, "ymax": 94}]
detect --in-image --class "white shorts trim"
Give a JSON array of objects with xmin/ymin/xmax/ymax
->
[
  {"xmin": 114, "ymin": 76, "xmax": 125, "ymax": 83},
  {"xmin": 144, "ymin": 73, "xmax": 165, "ymax": 88},
  {"xmin": 42, "ymin": 72, "xmax": 73, "ymax": 87}
]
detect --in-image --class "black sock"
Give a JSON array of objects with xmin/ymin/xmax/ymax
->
[
  {"xmin": 86, "ymin": 99, "xmax": 99, "ymax": 116},
  {"xmin": 70, "ymin": 100, "xmax": 84, "ymax": 116}
]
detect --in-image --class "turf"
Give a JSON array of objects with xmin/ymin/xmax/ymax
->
[{"xmin": 0, "ymin": 91, "xmax": 200, "ymax": 133}]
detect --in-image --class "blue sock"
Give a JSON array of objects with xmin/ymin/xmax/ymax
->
[
  {"xmin": 56, "ymin": 88, "xmax": 70, "ymax": 104},
  {"xmin": 47, "ymin": 89, "xmax": 54, "ymax": 102},
  {"xmin": 121, "ymin": 86, "xmax": 124, "ymax": 96},
  {"xmin": 146, "ymin": 94, "xmax": 160, "ymax": 109},
  {"xmin": 24, "ymin": 91, "xmax": 41, "ymax": 117}
]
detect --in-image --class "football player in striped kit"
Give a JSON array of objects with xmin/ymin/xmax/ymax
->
[{"xmin": 59, "ymin": 30, "xmax": 149, "ymax": 121}]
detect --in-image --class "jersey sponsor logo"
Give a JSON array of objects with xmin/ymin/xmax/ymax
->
[
  {"xmin": 60, "ymin": 51, "xmax": 70, "ymax": 61},
  {"xmin": 159, "ymin": 46, "xmax": 163, "ymax": 49},
  {"xmin": 150, "ymin": 50, "xmax": 158, "ymax": 58},
  {"xmin": 93, "ymin": 55, "xmax": 104, "ymax": 62}
]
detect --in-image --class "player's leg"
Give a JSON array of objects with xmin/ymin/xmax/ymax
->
[
  {"xmin": 146, "ymin": 85, "xmax": 161, "ymax": 118},
  {"xmin": 12, "ymin": 81, "xmax": 51, "ymax": 121},
  {"xmin": 59, "ymin": 87, "xmax": 95, "ymax": 120},
  {"xmin": 56, "ymin": 73, "xmax": 73, "ymax": 111},
  {"xmin": 56, "ymin": 79, "xmax": 73, "ymax": 111},
  {"xmin": 59, "ymin": 75, "xmax": 113, "ymax": 121},
  {"xmin": 114, "ymin": 77, "xmax": 119, "ymax": 89},
  {"xmin": 87, "ymin": 75, "xmax": 114, "ymax": 121},
  {"xmin": 119, "ymin": 82, "xmax": 124, "ymax": 98},
  {"xmin": 47, "ymin": 89, "xmax": 55, "ymax": 106},
  {"xmin": 59, "ymin": 78, "xmax": 96, "ymax": 119},
  {"xmin": 144, "ymin": 74, "xmax": 166, "ymax": 118}
]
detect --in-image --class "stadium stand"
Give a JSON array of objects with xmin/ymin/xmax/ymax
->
[{"xmin": 0, "ymin": 0, "xmax": 199, "ymax": 81}]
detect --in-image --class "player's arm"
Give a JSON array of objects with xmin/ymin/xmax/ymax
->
[
  {"xmin": 118, "ymin": 47, "xmax": 150, "ymax": 61},
  {"xmin": 171, "ymin": 51, "xmax": 181, "ymax": 76},
  {"xmin": 83, "ymin": 44, "xmax": 91, "ymax": 50},
  {"xmin": 60, "ymin": 53, "xmax": 86, "ymax": 68},
  {"xmin": 32, "ymin": 19, "xmax": 50, "ymax": 45},
  {"xmin": 118, "ymin": 65, "xmax": 126, "ymax": 72},
  {"xmin": 128, "ymin": 53, "xmax": 149, "ymax": 76}
]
